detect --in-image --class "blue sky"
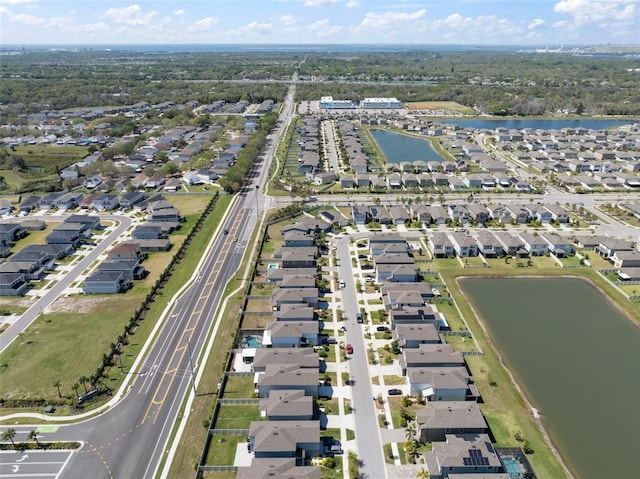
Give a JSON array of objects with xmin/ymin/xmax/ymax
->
[{"xmin": 0, "ymin": 0, "xmax": 638, "ymax": 45}]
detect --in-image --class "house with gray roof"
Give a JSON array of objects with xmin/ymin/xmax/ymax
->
[
  {"xmin": 429, "ymin": 233, "xmax": 455, "ymax": 258},
  {"xmin": 494, "ymin": 232, "xmax": 526, "ymax": 256},
  {"xmin": 376, "ymin": 263, "xmax": 418, "ymax": 283},
  {"xmin": 383, "ymin": 289, "xmax": 425, "ymax": 311},
  {"xmin": 274, "ymin": 304, "xmax": 316, "ymax": 322},
  {"xmin": 266, "ymin": 268, "xmax": 318, "ymax": 284},
  {"xmin": 236, "ymin": 457, "xmax": 320, "ymax": 479},
  {"xmin": 265, "ymin": 321, "xmax": 320, "ymax": 348},
  {"xmin": 416, "ymin": 402, "xmax": 488, "ymax": 443},
  {"xmin": 271, "ymin": 287, "xmax": 318, "ymax": 309},
  {"xmin": 519, "ymin": 233, "xmax": 549, "ymax": 256},
  {"xmin": 0, "ymin": 273, "xmax": 28, "ymax": 296},
  {"xmin": 400, "ymin": 343, "xmax": 465, "ymax": 376},
  {"xmin": 83, "ymin": 271, "xmax": 129, "ymax": 294},
  {"xmin": 407, "ymin": 366, "xmax": 470, "ymax": 400},
  {"xmin": 475, "ymin": 230, "xmax": 504, "ymax": 258},
  {"xmin": 248, "ymin": 420, "xmax": 320, "ymax": 458},
  {"xmin": 259, "ymin": 390, "xmax": 314, "ymax": 421},
  {"xmin": 390, "ymin": 305, "xmax": 443, "ymax": 330},
  {"xmin": 424, "ymin": 434, "xmax": 505, "ymax": 479},
  {"xmin": 252, "ymin": 348, "xmax": 318, "ymax": 373},
  {"xmin": 450, "ymin": 233, "xmax": 479, "ymax": 257},
  {"xmin": 255, "ymin": 364, "xmax": 319, "ymax": 398},
  {"xmin": 393, "ymin": 324, "xmax": 441, "ymax": 348}
]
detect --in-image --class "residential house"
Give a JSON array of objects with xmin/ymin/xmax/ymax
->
[
  {"xmin": 259, "ymin": 390, "xmax": 314, "ymax": 421},
  {"xmin": 475, "ymin": 230, "xmax": 504, "ymax": 258},
  {"xmin": 494, "ymin": 232, "xmax": 527, "ymax": 257},
  {"xmin": 271, "ymin": 288, "xmax": 319, "ymax": 310},
  {"xmin": 389, "ymin": 305, "xmax": 443, "ymax": 330},
  {"xmin": 424, "ymin": 434, "xmax": 504, "ymax": 478},
  {"xmin": 255, "ymin": 364, "xmax": 319, "ymax": 398},
  {"xmin": 120, "ymin": 191, "xmax": 146, "ymax": 209},
  {"xmin": 97, "ymin": 259, "xmax": 146, "ymax": 280},
  {"xmin": 0, "ymin": 273, "xmax": 28, "ymax": 296},
  {"xmin": 429, "ymin": 233, "xmax": 455, "ymax": 258},
  {"xmin": 265, "ymin": 321, "xmax": 320, "ymax": 347},
  {"xmin": 389, "ymin": 205, "xmax": 409, "ymax": 225},
  {"xmin": 449, "ymin": 233, "xmax": 479, "ymax": 257},
  {"xmin": 107, "ymin": 242, "xmax": 144, "ymax": 261},
  {"xmin": 519, "ymin": 233, "xmax": 549, "ymax": 256},
  {"xmin": 247, "ymin": 420, "xmax": 320, "ymax": 458},
  {"xmin": 544, "ymin": 203, "xmax": 570, "ymax": 223},
  {"xmin": 19, "ymin": 195, "xmax": 40, "ymax": 213},
  {"xmin": 612, "ymin": 250, "xmax": 640, "ymax": 269},
  {"xmin": 251, "ymin": 348, "xmax": 318, "ymax": 373},
  {"xmin": 400, "ymin": 343, "xmax": 465, "ymax": 376},
  {"xmin": 541, "ymin": 233, "xmax": 574, "ymax": 256},
  {"xmin": 83, "ymin": 271, "xmax": 129, "ymax": 294},
  {"xmin": 416, "ymin": 402, "xmax": 489, "ymax": 443},
  {"xmin": 596, "ymin": 238, "xmax": 635, "ymax": 259},
  {"xmin": 407, "ymin": 366, "xmax": 470, "ymax": 400},
  {"xmin": 236, "ymin": 458, "xmax": 320, "ymax": 479},
  {"xmin": 92, "ymin": 194, "xmax": 120, "ymax": 211}
]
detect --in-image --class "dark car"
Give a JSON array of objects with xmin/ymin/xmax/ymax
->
[
  {"xmin": 376, "ymin": 325, "xmax": 390, "ymax": 332},
  {"xmin": 387, "ymin": 388, "xmax": 403, "ymax": 396},
  {"xmin": 223, "ymin": 229, "xmax": 229, "ymax": 235},
  {"xmin": 346, "ymin": 344, "xmax": 353, "ymax": 355}
]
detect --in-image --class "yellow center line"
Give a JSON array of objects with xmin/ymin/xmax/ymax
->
[{"xmin": 141, "ymin": 208, "xmax": 249, "ymax": 424}]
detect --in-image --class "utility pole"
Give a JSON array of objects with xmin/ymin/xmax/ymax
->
[{"xmin": 185, "ymin": 335, "xmax": 196, "ymax": 396}]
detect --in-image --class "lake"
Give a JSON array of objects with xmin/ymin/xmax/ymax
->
[
  {"xmin": 439, "ymin": 118, "xmax": 637, "ymax": 131},
  {"xmin": 459, "ymin": 277, "xmax": 640, "ymax": 479},
  {"xmin": 369, "ymin": 129, "xmax": 445, "ymax": 164}
]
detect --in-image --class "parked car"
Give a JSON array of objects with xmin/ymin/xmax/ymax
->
[
  {"xmin": 356, "ymin": 312, "xmax": 363, "ymax": 323},
  {"xmin": 325, "ymin": 337, "xmax": 338, "ymax": 345},
  {"xmin": 346, "ymin": 344, "xmax": 353, "ymax": 355},
  {"xmin": 339, "ymin": 279, "xmax": 345, "ymax": 288},
  {"xmin": 387, "ymin": 388, "xmax": 402, "ymax": 396},
  {"xmin": 376, "ymin": 325, "xmax": 391, "ymax": 333}
]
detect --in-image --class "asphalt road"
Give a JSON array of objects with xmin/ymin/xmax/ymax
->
[
  {"xmin": 0, "ymin": 215, "xmax": 132, "ymax": 354},
  {"xmin": 336, "ymin": 235, "xmax": 388, "ymax": 479},
  {"xmin": 19, "ymin": 199, "xmax": 252, "ymax": 479}
]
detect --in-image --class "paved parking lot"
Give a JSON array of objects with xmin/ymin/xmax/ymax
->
[{"xmin": 0, "ymin": 449, "xmax": 73, "ymax": 478}]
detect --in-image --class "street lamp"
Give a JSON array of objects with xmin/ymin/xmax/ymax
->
[{"xmin": 185, "ymin": 335, "xmax": 196, "ymax": 396}]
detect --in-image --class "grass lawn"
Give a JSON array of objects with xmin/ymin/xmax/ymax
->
[
  {"xmin": 221, "ymin": 376, "xmax": 255, "ymax": 399},
  {"xmin": 0, "ymin": 294, "xmax": 143, "ymax": 400},
  {"xmin": 319, "ymin": 456, "xmax": 343, "ymax": 479},
  {"xmin": 9, "ymin": 223, "xmax": 58, "ymax": 254},
  {"xmin": 214, "ymin": 404, "xmax": 262, "ymax": 429},
  {"xmin": 317, "ymin": 397, "xmax": 340, "ymax": 415},
  {"xmin": 382, "ymin": 375, "xmax": 406, "ymax": 386},
  {"xmin": 558, "ymin": 255, "xmax": 584, "ymax": 267},
  {"xmin": 204, "ymin": 434, "xmax": 246, "ymax": 465}
]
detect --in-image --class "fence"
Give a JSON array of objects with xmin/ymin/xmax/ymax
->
[{"xmin": 218, "ymin": 398, "xmax": 260, "ymax": 405}]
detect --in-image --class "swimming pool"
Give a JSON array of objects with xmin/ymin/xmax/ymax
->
[
  {"xmin": 501, "ymin": 456, "xmax": 525, "ymax": 478},
  {"xmin": 246, "ymin": 335, "xmax": 262, "ymax": 348},
  {"xmin": 267, "ymin": 263, "xmax": 278, "ymax": 270}
]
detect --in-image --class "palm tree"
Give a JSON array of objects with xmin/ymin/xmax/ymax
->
[
  {"xmin": 53, "ymin": 380, "xmax": 62, "ymax": 398},
  {"xmin": 28, "ymin": 429, "xmax": 39, "ymax": 447},
  {"xmin": 72, "ymin": 383, "xmax": 80, "ymax": 398},
  {"xmin": 79, "ymin": 376, "xmax": 89, "ymax": 394},
  {"xmin": 416, "ymin": 467, "xmax": 430, "ymax": 479},
  {"xmin": 405, "ymin": 423, "xmax": 416, "ymax": 442},
  {"xmin": 2, "ymin": 428, "xmax": 17, "ymax": 449}
]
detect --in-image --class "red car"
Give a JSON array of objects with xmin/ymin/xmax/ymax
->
[{"xmin": 346, "ymin": 344, "xmax": 353, "ymax": 355}]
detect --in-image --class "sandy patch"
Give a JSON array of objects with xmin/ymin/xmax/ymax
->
[{"xmin": 46, "ymin": 296, "xmax": 116, "ymax": 314}]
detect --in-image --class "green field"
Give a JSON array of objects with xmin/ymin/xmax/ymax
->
[
  {"xmin": 405, "ymin": 101, "xmax": 475, "ymax": 114},
  {"xmin": 1, "ymin": 145, "xmax": 89, "ymax": 192}
]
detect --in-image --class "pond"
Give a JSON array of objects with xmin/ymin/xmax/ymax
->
[
  {"xmin": 438, "ymin": 118, "xmax": 637, "ymax": 131},
  {"xmin": 459, "ymin": 277, "xmax": 640, "ymax": 479},
  {"xmin": 369, "ymin": 128, "xmax": 445, "ymax": 164}
]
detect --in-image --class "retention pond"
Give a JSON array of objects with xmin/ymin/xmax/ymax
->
[{"xmin": 459, "ymin": 277, "xmax": 640, "ymax": 479}]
